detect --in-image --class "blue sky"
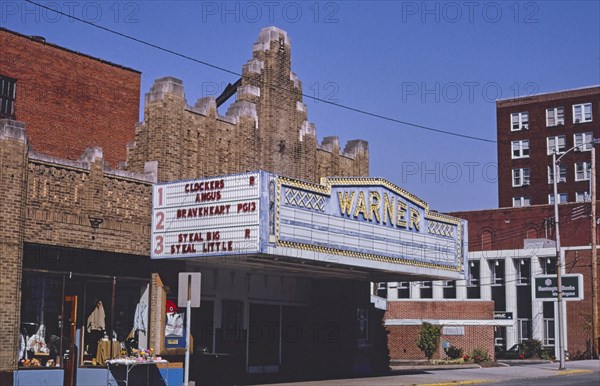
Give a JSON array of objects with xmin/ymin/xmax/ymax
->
[{"xmin": 2, "ymin": 0, "xmax": 599, "ymax": 212}]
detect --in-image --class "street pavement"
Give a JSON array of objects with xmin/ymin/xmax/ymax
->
[{"xmin": 266, "ymin": 360, "xmax": 600, "ymax": 385}]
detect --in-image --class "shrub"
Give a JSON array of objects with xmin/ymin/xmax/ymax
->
[
  {"xmin": 444, "ymin": 345, "xmax": 464, "ymax": 360},
  {"xmin": 471, "ymin": 348, "xmax": 491, "ymax": 363},
  {"xmin": 417, "ymin": 322, "xmax": 442, "ymax": 360},
  {"xmin": 522, "ymin": 339, "xmax": 544, "ymax": 358}
]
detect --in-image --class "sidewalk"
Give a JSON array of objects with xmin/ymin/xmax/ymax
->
[{"xmin": 265, "ymin": 360, "xmax": 600, "ymax": 385}]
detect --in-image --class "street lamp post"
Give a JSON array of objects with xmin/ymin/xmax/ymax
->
[
  {"xmin": 552, "ymin": 138, "xmax": 600, "ymax": 369},
  {"xmin": 591, "ymin": 145, "xmax": 599, "ymax": 359},
  {"xmin": 551, "ymin": 151, "xmax": 566, "ymax": 370}
]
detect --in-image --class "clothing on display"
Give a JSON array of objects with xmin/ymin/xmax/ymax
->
[
  {"xmin": 134, "ymin": 302, "xmax": 148, "ymax": 332},
  {"xmin": 26, "ymin": 324, "xmax": 48, "ymax": 354},
  {"xmin": 87, "ymin": 300, "xmax": 106, "ymax": 332},
  {"xmin": 165, "ymin": 312, "xmax": 184, "ymax": 337}
]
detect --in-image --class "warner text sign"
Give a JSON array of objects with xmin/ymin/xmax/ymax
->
[{"xmin": 275, "ymin": 176, "xmax": 467, "ymax": 272}]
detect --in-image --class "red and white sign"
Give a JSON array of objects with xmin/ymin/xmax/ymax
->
[{"xmin": 151, "ymin": 173, "xmax": 260, "ymax": 259}]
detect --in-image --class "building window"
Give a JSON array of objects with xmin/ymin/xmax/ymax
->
[
  {"xmin": 576, "ymin": 191, "xmax": 590, "ymax": 203},
  {"xmin": 517, "ymin": 319, "xmax": 531, "ymax": 343},
  {"xmin": 467, "ymin": 261, "xmax": 480, "ymax": 299},
  {"xmin": 512, "ymin": 196, "xmax": 531, "ymax": 207},
  {"xmin": 546, "ymin": 107, "xmax": 565, "ymax": 127},
  {"xmin": 546, "ymin": 135, "xmax": 566, "ymax": 155},
  {"xmin": 442, "ymin": 281, "xmax": 456, "ymax": 299},
  {"xmin": 541, "ymin": 257, "xmax": 556, "ymax": 275},
  {"xmin": 420, "ymin": 281, "xmax": 433, "ymax": 299},
  {"xmin": 548, "ymin": 165, "xmax": 567, "ymax": 184},
  {"xmin": 543, "ymin": 302, "xmax": 555, "ymax": 347},
  {"xmin": 512, "ymin": 168, "xmax": 530, "ymax": 187},
  {"xmin": 374, "ymin": 282, "xmax": 387, "ymax": 298},
  {"xmin": 511, "ymin": 112, "xmax": 529, "ymax": 131},
  {"xmin": 491, "ymin": 260, "xmax": 504, "ymax": 285},
  {"xmin": 512, "ymin": 168, "xmax": 530, "ymax": 188},
  {"xmin": 574, "ymin": 132, "xmax": 593, "ymax": 151},
  {"xmin": 515, "ymin": 259, "xmax": 530, "ymax": 285},
  {"xmin": 548, "ymin": 193, "xmax": 568, "ymax": 204},
  {"xmin": 0, "ymin": 75, "xmax": 16, "ymax": 119},
  {"xmin": 19, "ymin": 270, "xmax": 149, "ymax": 370},
  {"xmin": 575, "ymin": 161, "xmax": 591, "ymax": 181},
  {"xmin": 573, "ymin": 103, "xmax": 592, "ymax": 123},
  {"xmin": 397, "ymin": 281, "xmax": 410, "ymax": 299},
  {"xmin": 512, "ymin": 140, "xmax": 530, "ymax": 159}
]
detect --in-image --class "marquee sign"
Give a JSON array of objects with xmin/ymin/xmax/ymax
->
[
  {"xmin": 151, "ymin": 172, "xmax": 261, "ymax": 259},
  {"xmin": 274, "ymin": 176, "xmax": 466, "ymax": 272},
  {"xmin": 151, "ymin": 172, "xmax": 467, "ymax": 277}
]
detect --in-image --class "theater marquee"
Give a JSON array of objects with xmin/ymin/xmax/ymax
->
[
  {"xmin": 151, "ymin": 172, "xmax": 261, "ymax": 259},
  {"xmin": 152, "ymin": 172, "xmax": 467, "ymax": 277},
  {"xmin": 273, "ymin": 175, "xmax": 467, "ymax": 273}
]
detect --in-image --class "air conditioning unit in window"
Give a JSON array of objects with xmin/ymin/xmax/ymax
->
[
  {"xmin": 522, "ymin": 125, "xmax": 529, "ymax": 130},
  {"xmin": 559, "ymin": 177, "xmax": 566, "ymax": 183},
  {"xmin": 575, "ymin": 119, "xmax": 581, "ymax": 123}
]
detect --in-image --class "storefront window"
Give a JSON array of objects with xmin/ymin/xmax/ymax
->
[
  {"xmin": 19, "ymin": 272, "xmax": 64, "ymax": 368},
  {"xmin": 19, "ymin": 270, "xmax": 149, "ymax": 370}
]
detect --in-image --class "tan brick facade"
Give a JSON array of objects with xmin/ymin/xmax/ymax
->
[
  {"xmin": 126, "ymin": 27, "xmax": 368, "ymax": 183},
  {"xmin": 0, "ymin": 120, "xmax": 28, "ymax": 372},
  {"xmin": 0, "ymin": 119, "xmax": 154, "ymax": 372}
]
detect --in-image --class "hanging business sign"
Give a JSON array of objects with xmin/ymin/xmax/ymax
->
[
  {"xmin": 533, "ymin": 274, "xmax": 583, "ymax": 301},
  {"xmin": 151, "ymin": 172, "xmax": 261, "ymax": 259}
]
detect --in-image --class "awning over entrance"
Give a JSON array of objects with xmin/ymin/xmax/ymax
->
[{"xmin": 151, "ymin": 171, "xmax": 468, "ymax": 282}]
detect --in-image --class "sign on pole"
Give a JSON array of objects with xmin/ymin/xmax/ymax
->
[
  {"xmin": 178, "ymin": 272, "xmax": 202, "ymax": 308},
  {"xmin": 533, "ymin": 274, "xmax": 583, "ymax": 301},
  {"xmin": 178, "ymin": 272, "xmax": 201, "ymax": 386}
]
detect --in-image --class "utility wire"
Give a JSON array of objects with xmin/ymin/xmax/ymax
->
[{"xmin": 23, "ymin": 0, "xmax": 497, "ymax": 144}]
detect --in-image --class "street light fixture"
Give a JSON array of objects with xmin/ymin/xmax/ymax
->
[{"xmin": 552, "ymin": 138, "xmax": 600, "ymax": 369}]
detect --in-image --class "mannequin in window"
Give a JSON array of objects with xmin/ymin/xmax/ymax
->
[{"xmin": 86, "ymin": 299, "xmax": 106, "ymax": 358}]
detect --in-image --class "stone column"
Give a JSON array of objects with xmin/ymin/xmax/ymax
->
[{"xmin": 0, "ymin": 120, "xmax": 28, "ymax": 378}]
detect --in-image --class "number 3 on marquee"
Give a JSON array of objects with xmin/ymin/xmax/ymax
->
[{"xmin": 154, "ymin": 235, "xmax": 164, "ymax": 255}]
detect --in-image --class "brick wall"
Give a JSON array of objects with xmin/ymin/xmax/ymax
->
[
  {"xmin": 449, "ymin": 203, "xmax": 593, "ymax": 251},
  {"xmin": 385, "ymin": 300, "xmax": 495, "ymax": 360},
  {"xmin": 564, "ymin": 249, "xmax": 598, "ymax": 355},
  {"xmin": 126, "ymin": 27, "xmax": 368, "ymax": 184},
  {"xmin": 24, "ymin": 149, "xmax": 153, "ymax": 255},
  {"xmin": 0, "ymin": 28, "xmax": 140, "ymax": 167},
  {"xmin": 387, "ymin": 325, "xmax": 495, "ymax": 360}
]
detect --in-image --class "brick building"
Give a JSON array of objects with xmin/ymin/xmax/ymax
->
[
  {"xmin": 450, "ymin": 205, "xmax": 599, "ymax": 358},
  {"xmin": 497, "ymin": 86, "xmax": 600, "ymax": 208},
  {"xmin": 383, "ymin": 86, "xmax": 600, "ymax": 362},
  {"xmin": 0, "ymin": 27, "xmax": 141, "ymax": 167},
  {"xmin": 1, "ymin": 26, "xmax": 468, "ymax": 386}
]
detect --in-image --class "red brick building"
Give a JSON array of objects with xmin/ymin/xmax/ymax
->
[
  {"xmin": 497, "ymin": 86, "xmax": 600, "ymax": 208},
  {"xmin": 0, "ymin": 27, "xmax": 141, "ymax": 166},
  {"xmin": 384, "ymin": 86, "xmax": 600, "ymax": 361},
  {"xmin": 450, "ymin": 204, "xmax": 599, "ymax": 359}
]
